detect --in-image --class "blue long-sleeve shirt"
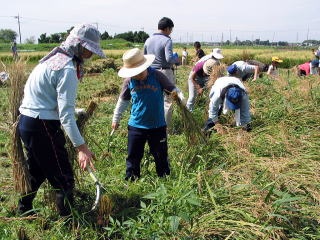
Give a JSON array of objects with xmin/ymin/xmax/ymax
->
[{"xmin": 112, "ymin": 67, "xmax": 176, "ymax": 129}]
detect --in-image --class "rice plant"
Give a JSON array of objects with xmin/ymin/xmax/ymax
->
[{"xmin": 0, "ymin": 50, "xmax": 319, "ymax": 239}]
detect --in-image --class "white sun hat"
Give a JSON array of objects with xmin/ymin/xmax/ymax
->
[
  {"xmin": 118, "ymin": 48, "xmax": 155, "ymax": 78},
  {"xmin": 69, "ymin": 23, "xmax": 105, "ymax": 58},
  {"xmin": 212, "ymin": 48, "xmax": 224, "ymax": 59}
]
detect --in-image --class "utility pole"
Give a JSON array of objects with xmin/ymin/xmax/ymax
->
[
  {"xmin": 221, "ymin": 32, "xmax": 224, "ymax": 45},
  {"xmin": 272, "ymin": 32, "xmax": 275, "ymax": 43},
  {"xmin": 14, "ymin": 14, "xmax": 21, "ymax": 44}
]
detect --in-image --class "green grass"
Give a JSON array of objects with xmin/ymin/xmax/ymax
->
[{"xmin": 0, "ymin": 53, "xmax": 319, "ymax": 239}]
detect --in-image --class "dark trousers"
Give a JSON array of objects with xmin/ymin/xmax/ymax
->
[
  {"xmin": 126, "ymin": 125, "xmax": 170, "ymax": 179},
  {"xmin": 18, "ymin": 115, "xmax": 74, "ymax": 216}
]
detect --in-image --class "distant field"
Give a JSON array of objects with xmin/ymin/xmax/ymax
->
[{"xmin": 0, "ymin": 45, "xmax": 314, "ymax": 68}]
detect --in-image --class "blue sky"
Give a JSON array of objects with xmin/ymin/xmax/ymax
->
[{"xmin": 1, "ymin": 0, "xmax": 319, "ymax": 43}]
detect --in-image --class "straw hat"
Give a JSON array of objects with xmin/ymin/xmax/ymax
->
[
  {"xmin": 203, "ymin": 59, "xmax": 218, "ymax": 75},
  {"xmin": 212, "ymin": 48, "xmax": 224, "ymax": 59},
  {"xmin": 118, "ymin": 48, "xmax": 155, "ymax": 78}
]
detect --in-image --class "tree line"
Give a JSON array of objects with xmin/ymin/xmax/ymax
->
[
  {"xmin": 0, "ymin": 28, "xmax": 319, "ymax": 47},
  {"xmin": 0, "ymin": 28, "xmax": 149, "ymax": 44}
]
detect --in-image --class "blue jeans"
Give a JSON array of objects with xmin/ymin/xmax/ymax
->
[
  {"xmin": 126, "ymin": 125, "xmax": 170, "ymax": 179},
  {"xmin": 209, "ymin": 90, "xmax": 251, "ymax": 126},
  {"xmin": 238, "ymin": 93, "xmax": 251, "ymax": 125}
]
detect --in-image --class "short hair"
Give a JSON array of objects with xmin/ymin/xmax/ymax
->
[
  {"xmin": 194, "ymin": 41, "xmax": 201, "ymax": 48},
  {"xmin": 158, "ymin": 17, "xmax": 174, "ymax": 30}
]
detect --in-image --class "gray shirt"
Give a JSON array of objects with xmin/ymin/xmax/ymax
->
[{"xmin": 144, "ymin": 33, "xmax": 175, "ymax": 69}]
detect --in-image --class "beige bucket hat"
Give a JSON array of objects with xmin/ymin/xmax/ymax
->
[
  {"xmin": 203, "ymin": 59, "xmax": 218, "ymax": 75},
  {"xmin": 118, "ymin": 48, "xmax": 155, "ymax": 78}
]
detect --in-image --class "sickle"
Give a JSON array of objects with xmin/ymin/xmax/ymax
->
[{"xmin": 87, "ymin": 166, "xmax": 102, "ymax": 210}]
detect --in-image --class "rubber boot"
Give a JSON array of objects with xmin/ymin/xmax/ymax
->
[
  {"xmin": 17, "ymin": 192, "xmax": 37, "ymax": 216},
  {"xmin": 55, "ymin": 190, "xmax": 74, "ymax": 217}
]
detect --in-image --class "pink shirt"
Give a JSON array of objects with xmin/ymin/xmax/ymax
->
[{"xmin": 298, "ymin": 62, "xmax": 310, "ymax": 75}]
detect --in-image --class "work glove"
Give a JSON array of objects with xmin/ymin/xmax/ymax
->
[
  {"xmin": 202, "ymin": 118, "xmax": 216, "ymax": 136},
  {"xmin": 172, "ymin": 88, "xmax": 186, "ymax": 105},
  {"xmin": 177, "ymin": 91, "xmax": 186, "ymax": 105}
]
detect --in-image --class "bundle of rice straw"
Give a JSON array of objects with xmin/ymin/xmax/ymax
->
[
  {"xmin": 66, "ymin": 101, "xmax": 98, "ymax": 165},
  {"xmin": 76, "ymin": 101, "xmax": 98, "ymax": 132},
  {"xmin": 171, "ymin": 92, "xmax": 207, "ymax": 145},
  {"xmin": 97, "ymin": 194, "xmax": 113, "ymax": 226},
  {"xmin": 7, "ymin": 61, "xmax": 31, "ymax": 194},
  {"xmin": 206, "ymin": 63, "xmax": 227, "ymax": 90}
]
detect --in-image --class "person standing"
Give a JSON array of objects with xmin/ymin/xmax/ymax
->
[
  {"xmin": 311, "ymin": 49, "xmax": 320, "ymax": 75},
  {"xmin": 11, "ymin": 41, "xmax": 19, "ymax": 60},
  {"xmin": 181, "ymin": 47, "xmax": 188, "ymax": 66},
  {"xmin": 112, "ymin": 48, "xmax": 184, "ymax": 181},
  {"xmin": 17, "ymin": 23, "xmax": 105, "ymax": 217},
  {"xmin": 203, "ymin": 75, "xmax": 252, "ymax": 134},
  {"xmin": 193, "ymin": 41, "xmax": 205, "ymax": 62},
  {"xmin": 144, "ymin": 17, "xmax": 178, "ymax": 129}
]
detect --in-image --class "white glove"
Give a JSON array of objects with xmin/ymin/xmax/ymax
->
[
  {"xmin": 75, "ymin": 108, "xmax": 86, "ymax": 118},
  {"xmin": 177, "ymin": 91, "xmax": 186, "ymax": 105}
]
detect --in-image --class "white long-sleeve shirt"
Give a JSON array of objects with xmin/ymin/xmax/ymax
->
[
  {"xmin": 19, "ymin": 60, "xmax": 84, "ymax": 147},
  {"xmin": 208, "ymin": 76, "xmax": 246, "ymax": 122}
]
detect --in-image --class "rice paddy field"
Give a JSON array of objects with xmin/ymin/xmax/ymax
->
[{"xmin": 0, "ymin": 46, "xmax": 319, "ymax": 239}]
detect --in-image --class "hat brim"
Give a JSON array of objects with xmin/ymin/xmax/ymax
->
[
  {"xmin": 212, "ymin": 53, "xmax": 224, "ymax": 59},
  {"xmin": 81, "ymin": 42, "xmax": 106, "ymax": 58},
  {"xmin": 227, "ymin": 65, "xmax": 237, "ymax": 75},
  {"xmin": 226, "ymin": 99, "xmax": 241, "ymax": 110},
  {"xmin": 118, "ymin": 55, "xmax": 155, "ymax": 78},
  {"xmin": 274, "ymin": 60, "xmax": 283, "ymax": 63},
  {"xmin": 226, "ymin": 87, "xmax": 242, "ymax": 110}
]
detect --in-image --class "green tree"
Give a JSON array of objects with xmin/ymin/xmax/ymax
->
[
  {"xmin": 25, "ymin": 36, "xmax": 36, "ymax": 44},
  {"xmin": 114, "ymin": 31, "xmax": 149, "ymax": 43},
  {"xmin": 38, "ymin": 33, "xmax": 50, "ymax": 43},
  {"xmin": 135, "ymin": 31, "xmax": 149, "ymax": 43},
  {"xmin": 50, "ymin": 33, "xmax": 62, "ymax": 43},
  {"xmin": 0, "ymin": 29, "xmax": 18, "ymax": 43},
  {"xmin": 101, "ymin": 31, "xmax": 112, "ymax": 40}
]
